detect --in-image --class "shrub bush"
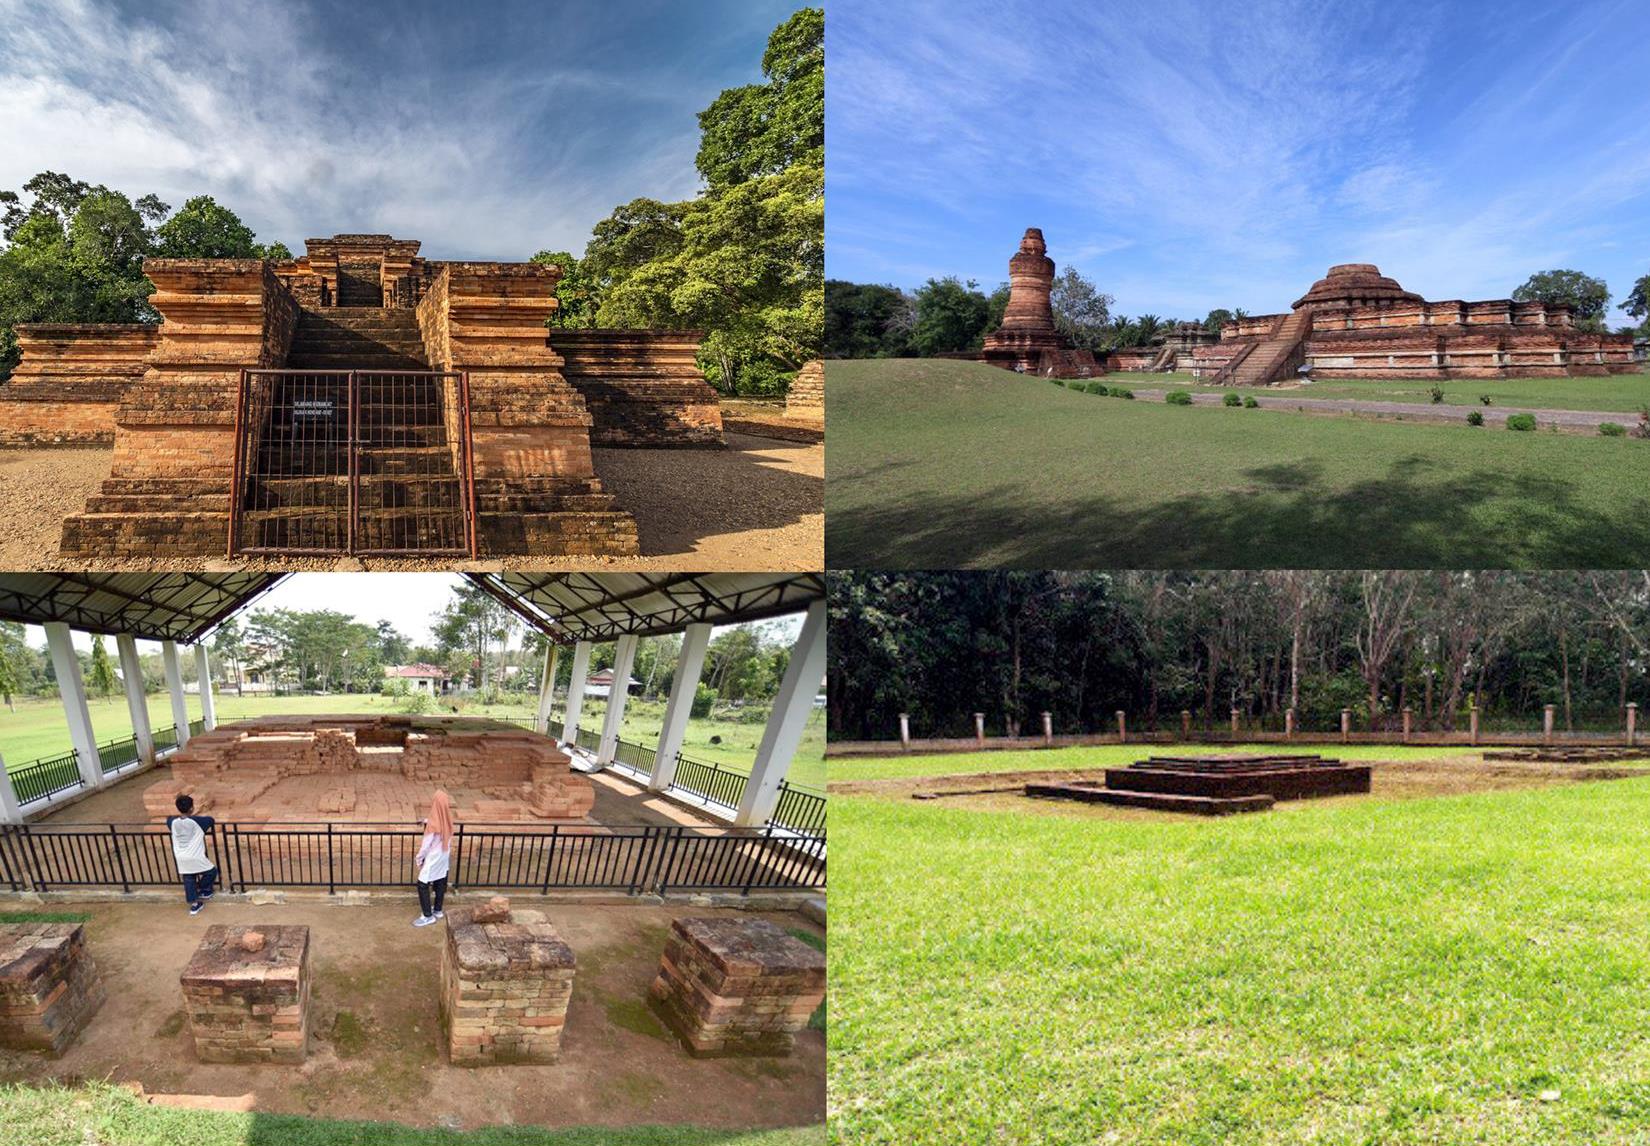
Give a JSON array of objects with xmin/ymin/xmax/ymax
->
[
  {"xmin": 1429, "ymin": 385, "xmax": 1445, "ymax": 404},
  {"xmin": 1222, "ymin": 391, "xmax": 1242, "ymax": 407},
  {"xmin": 1165, "ymin": 390, "xmax": 1194, "ymax": 406},
  {"xmin": 1114, "ymin": 388, "xmax": 1135, "ymax": 399},
  {"xmin": 691, "ymin": 683, "xmax": 719, "ymax": 719},
  {"xmin": 1086, "ymin": 381, "xmax": 1109, "ymax": 395},
  {"xmin": 1243, "ymin": 395, "xmax": 1259, "ymax": 408},
  {"xmin": 1479, "ymin": 394, "xmax": 1493, "ymax": 406},
  {"xmin": 1466, "ymin": 410, "xmax": 1485, "ymax": 426},
  {"xmin": 1506, "ymin": 413, "xmax": 1537, "ymax": 432},
  {"xmin": 1599, "ymin": 422, "xmax": 1627, "ymax": 436}
]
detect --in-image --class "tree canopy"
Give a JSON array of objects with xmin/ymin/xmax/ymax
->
[
  {"xmin": 0, "ymin": 172, "xmax": 287, "ymax": 378},
  {"xmin": 828, "ymin": 570, "xmax": 1650, "ymax": 740},
  {"xmin": 1512, "ymin": 268, "xmax": 1610, "ymax": 330}
]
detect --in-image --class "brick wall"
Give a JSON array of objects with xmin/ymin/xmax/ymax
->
[
  {"xmin": 554, "ymin": 328, "xmax": 725, "ymax": 447},
  {"xmin": 785, "ymin": 359, "xmax": 824, "ymax": 421},
  {"xmin": 0, "ymin": 923, "xmax": 105, "ymax": 1057},
  {"xmin": 0, "ymin": 324, "xmax": 159, "ymax": 445},
  {"xmin": 649, "ymin": 917, "xmax": 825, "ymax": 1057},
  {"xmin": 440, "ymin": 903, "xmax": 576, "ymax": 1065},
  {"xmin": 182, "ymin": 925, "xmax": 310, "ymax": 1064}
]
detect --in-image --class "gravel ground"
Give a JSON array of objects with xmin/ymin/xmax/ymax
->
[
  {"xmin": 0, "ymin": 447, "xmax": 112, "ymax": 569},
  {"xmin": 0, "ymin": 430, "xmax": 822, "ymax": 571}
]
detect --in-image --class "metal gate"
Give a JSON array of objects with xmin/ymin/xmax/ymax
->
[{"xmin": 229, "ymin": 370, "xmax": 477, "ymax": 557}]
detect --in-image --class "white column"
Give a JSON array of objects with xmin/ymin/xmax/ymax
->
[
  {"xmin": 162, "ymin": 640, "xmax": 191, "ymax": 747},
  {"xmin": 736, "ymin": 600, "xmax": 826, "ymax": 827},
  {"xmin": 535, "ymin": 645, "xmax": 560, "ymax": 733},
  {"xmin": 44, "ymin": 622, "xmax": 104, "ymax": 791},
  {"xmin": 0, "ymin": 749, "xmax": 23, "ymax": 824},
  {"xmin": 117, "ymin": 634, "xmax": 154, "ymax": 764},
  {"xmin": 597, "ymin": 635, "xmax": 639, "ymax": 766},
  {"xmin": 560, "ymin": 641, "xmax": 593, "ymax": 747},
  {"xmin": 194, "ymin": 644, "xmax": 217, "ymax": 731},
  {"xmin": 648, "ymin": 623, "xmax": 712, "ymax": 792}
]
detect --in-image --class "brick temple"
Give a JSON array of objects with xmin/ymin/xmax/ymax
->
[
  {"xmin": 0, "ymin": 234, "xmax": 727, "ymax": 558},
  {"xmin": 977, "ymin": 230, "xmax": 1639, "ymax": 383}
]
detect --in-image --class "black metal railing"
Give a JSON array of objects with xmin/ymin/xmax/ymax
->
[
  {"xmin": 153, "ymin": 724, "xmax": 179, "ymax": 753},
  {"xmin": 612, "ymin": 738, "xmax": 657, "ymax": 774},
  {"xmin": 772, "ymin": 781, "xmax": 828, "ymax": 835},
  {"xmin": 674, "ymin": 752, "xmax": 751, "ymax": 812},
  {"xmin": 0, "ymin": 821, "xmax": 824, "ymax": 897},
  {"xmin": 548, "ymin": 718, "xmax": 565, "ymax": 741},
  {"xmin": 574, "ymin": 726, "xmax": 600, "ymax": 754},
  {"xmin": 8, "ymin": 751, "xmax": 84, "ymax": 806},
  {"xmin": 97, "ymin": 735, "xmax": 140, "ymax": 775},
  {"xmin": 188, "ymin": 718, "xmax": 206, "ymax": 738}
]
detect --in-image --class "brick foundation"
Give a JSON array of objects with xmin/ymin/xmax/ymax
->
[
  {"xmin": 439, "ymin": 902, "xmax": 576, "ymax": 1065},
  {"xmin": 555, "ymin": 328, "xmax": 725, "ymax": 447},
  {"xmin": 649, "ymin": 917, "xmax": 825, "ymax": 1057},
  {"xmin": 785, "ymin": 360, "xmax": 824, "ymax": 422},
  {"xmin": 181, "ymin": 925, "xmax": 310, "ymax": 1064},
  {"xmin": 0, "ymin": 923, "xmax": 105, "ymax": 1056},
  {"xmin": 0, "ymin": 324, "xmax": 159, "ymax": 446}
]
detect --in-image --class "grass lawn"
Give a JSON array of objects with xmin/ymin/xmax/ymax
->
[
  {"xmin": 826, "ymin": 742, "xmax": 1478, "ymax": 784},
  {"xmin": 1096, "ymin": 371, "xmax": 1650, "ymax": 412},
  {"xmin": 0, "ymin": 1082, "xmax": 822, "ymax": 1146},
  {"xmin": 829, "ymin": 774, "xmax": 1650, "ymax": 1144},
  {"xmin": 0, "ymin": 692, "xmax": 825, "ymax": 791},
  {"xmin": 824, "ymin": 358, "xmax": 1650, "ymax": 568}
]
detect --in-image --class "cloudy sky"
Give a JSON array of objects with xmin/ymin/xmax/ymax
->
[
  {"xmin": 0, "ymin": 0, "xmax": 798, "ymax": 260},
  {"xmin": 827, "ymin": 0, "xmax": 1650, "ymax": 326}
]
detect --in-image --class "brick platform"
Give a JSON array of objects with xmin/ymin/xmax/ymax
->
[
  {"xmin": 0, "ymin": 923, "xmax": 106, "ymax": 1056},
  {"xmin": 142, "ymin": 715, "xmax": 595, "ymax": 825},
  {"xmin": 784, "ymin": 360, "xmax": 824, "ymax": 422},
  {"xmin": 439, "ymin": 901, "xmax": 576, "ymax": 1065},
  {"xmin": 554, "ymin": 328, "xmax": 725, "ymax": 447},
  {"xmin": 1028, "ymin": 753, "xmax": 1371, "ymax": 815},
  {"xmin": 181, "ymin": 925, "xmax": 310, "ymax": 1064},
  {"xmin": 649, "ymin": 917, "xmax": 825, "ymax": 1057},
  {"xmin": 0, "ymin": 324, "xmax": 160, "ymax": 446}
]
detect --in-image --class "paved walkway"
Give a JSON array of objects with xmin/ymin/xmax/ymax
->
[{"xmin": 1132, "ymin": 388, "xmax": 1631, "ymax": 430}]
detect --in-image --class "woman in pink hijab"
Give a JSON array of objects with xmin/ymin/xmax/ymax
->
[{"xmin": 412, "ymin": 789, "xmax": 454, "ymax": 927}]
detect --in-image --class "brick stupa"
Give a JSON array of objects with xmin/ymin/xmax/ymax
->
[{"xmin": 979, "ymin": 228, "xmax": 1098, "ymax": 379}]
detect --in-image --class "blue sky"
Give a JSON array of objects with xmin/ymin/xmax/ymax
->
[
  {"xmin": 0, "ymin": 0, "xmax": 798, "ymax": 260},
  {"xmin": 827, "ymin": 0, "xmax": 1650, "ymax": 327}
]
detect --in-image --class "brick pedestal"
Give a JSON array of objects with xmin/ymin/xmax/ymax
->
[
  {"xmin": 0, "ymin": 923, "xmax": 105, "ymax": 1056},
  {"xmin": 649, "ymin": 917, "xmax": 825, "ymax": 1057},
  {"xmin": 440, "ymin": 904, "xmax": 577, "ymax": 1065},
  {"xmin": 181, "ymin": 925, "xmax": 310, "ymax": 1063}
]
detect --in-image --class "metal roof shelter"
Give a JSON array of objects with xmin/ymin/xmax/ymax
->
[
  {"xmin": 0, "ymin": 571, "xmax": 826, "ymax": 833},
  {"xmin": 468, "ymin": 573, "xmax": 825, "ymax": 644},
  {"xmin": 0, "ymin": 573, "xmax": 287, "ymax": 643}
]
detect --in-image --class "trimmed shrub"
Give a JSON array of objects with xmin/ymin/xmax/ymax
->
[
  {"xmin": 1243, "ymin": 395, "xmax": 1259, "ymax": 408},
  {"xmin": 1222, "ymin": 391, "xmax": 1243, "ymax": 407},
  {"xmin": 691, "ymin": 684, "xmax": 719, "ymax": 719},
  {"xmin": 1085, "ymin": 381, "xmax": 1109, "ymax": 395},
  {"xmin": 1479, "ymin": 394, "xmax": 1493, "ymax": 406},
  {"xmin": 1429, "ymin": 385, "xmax": 1445, "ymax": 404},
  {"xmin": 1114, "ymin": 388, "xmax": 1135, "ymax": 399},
  {"xmin": 1505, "ymin": 413, "xmax": 1537, "ymax": 432},
  {"xmin": 1599, "ymin": 422, "xmax": 1627, "ymax": 437},
  {"xmin": 1466, "ymin": 410, "xmax": 1485, "ymax": 426},
  {"xmin": 1165, "ymin": 390, "xmax": 1194, "ymax": 406}
]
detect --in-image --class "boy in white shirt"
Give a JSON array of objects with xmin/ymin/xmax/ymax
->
[{"xmin": 167, "ymin": 793, "xmax": 218, "ymax": 915}]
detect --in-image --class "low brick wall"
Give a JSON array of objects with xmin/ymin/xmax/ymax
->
[
  {"xmin": 439, "ymin": 901, "xmax": 577, "ymax": 1065},
  {"xmin": 555, "ymin": 328, "xmax": 725, "ymax": 447},
  {"xmin": 181, "ymin": 925, "xmax": 310, "ymax": 1064},
  {"xmin": 784, "ymin": 360, "xmax": 824, "ymax": 422},
  {"xmin": 0, "ymin": 324, "xmax": 159, "ymax": 445},
  {"xmin": 649, "ymin": 917, "xmax": 824, "ymax": 1057},
  {"xmin": 0, "ymin": 922, "xmax": 105, "ymax": 1056}
]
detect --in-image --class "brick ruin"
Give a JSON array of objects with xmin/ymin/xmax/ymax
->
[
  {"xmin": 976, "ymin": 231, "xmax": 1640, "ymax": 385},
  {"xmin": 141, "ymin": 715, "xmax": 595, "ymax": 826},
  {"xmin": 182, "ymin": 925, "xmax": 310, "ymax": 1064},
  {"xmin": 0, "ymin": 922, "xmax": 105, "ymax": 1057},
  {"xmin": 1026, "ymin": 753, "xmax": 1372, "ymax": 816},
  {"xmin": 440, "ymin": 898, "xmax": 577, "ymax": 1065},
  {"xmin": 785, "ymin": 359, "xmax": 825, "ymax": 422},
  {"xmin": 979, "ymin": 228, "xmax": 1100, "ymax": 379},
  {"xmin": 0, "ymin": 234, "xmax": 727, "ymax": 557},
  {"xmin": 649, "ymin": 916, "xmax": 825, "ymax": 1057}
]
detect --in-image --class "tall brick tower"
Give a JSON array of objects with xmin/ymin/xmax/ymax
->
[{"xmin": 980, "ymin": 228, "xmax": 1095, "ymax": 377}]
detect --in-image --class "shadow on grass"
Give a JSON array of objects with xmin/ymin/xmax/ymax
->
[{"xmin": 826, "ymin": 452, "xmax": 1650, "ymax": 568}]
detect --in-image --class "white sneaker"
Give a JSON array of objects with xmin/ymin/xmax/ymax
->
[
  {"xmin": 433, "ymin": 911, "xmax": 444, "ymax": 919},
  {"xmin": 413, "ymin": 915, "xmax": 436, "ymax": 927}
]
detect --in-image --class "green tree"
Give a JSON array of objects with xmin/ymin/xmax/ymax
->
[
  {"xmin": 154, "ymin": 195, "xmax": 290, "ymax": 259},
  {"xmin": 824, "ymin": 280, "xmax": 913, "ymax": 358},
  {"xmin": 1050, "ymin": 267, "xmax": 1114, "ymax": 350},
  {"xmin": 694, "ymin": 8, "xmax": 823, "ymax": 190},
  {"xmin": 1623, "ymin": 273, "xmax": 1650, "ymax": 332},
  {"xmin": 1203, "ymin": 308, "xmax": 1234, "ymax": 335},
  {"xmin": 88, "ymin": 635, "xmax": 118, "ymax": 698},
  {"xmin": 1512, "ymin": 269, "xmax": 1610, "ymax": 330},
  {"xmin": 910, "ymin": 277, "xmax": 993, "ymax": 355},
  {"xmin": 530, "ymin": 249, "xmax": 599, "ymax": 328},
  {"xmin": 213, "ymin": 617, "xmax": 247, "ymax": 697},
  {"xmin": 0, "ymin": 621, "xmax": 24, "ymax": 712},
  {"xmin": 433, "ymin": 582, "xmax": 518, "ymax": 693}
]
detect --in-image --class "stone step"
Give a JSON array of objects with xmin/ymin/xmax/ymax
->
[
  {"xmin": 241, "ymin": 476, "xmax": 464, "ymax": 510},
  {"xmin": 479, "ymin": 510, "xmax": 639, "ymax": 555}
]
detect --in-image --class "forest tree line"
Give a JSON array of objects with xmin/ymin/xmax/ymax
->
[{"xmin": 827, "ymin": 570, "xmax": 1650, "ymax": 740}]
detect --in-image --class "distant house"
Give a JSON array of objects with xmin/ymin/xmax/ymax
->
[
  {"xmin": 387, "ymin": 663, "xmax": 452, "ymax": 695},
  {"xmin": 584, "ymin": 667, "xmax": 640, "ymax": 699}
]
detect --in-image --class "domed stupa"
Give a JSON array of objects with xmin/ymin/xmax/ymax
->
[
  {"xmin": 979, "ymin": 228, "xmax": 1098, "ymax": 378},
  {"xmin": 1291, "ymin": 263, "xmax": 1423, "ymax": 311}
]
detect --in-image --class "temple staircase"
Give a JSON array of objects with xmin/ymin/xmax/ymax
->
[
  {"xmin": 1209, "ymin": 309, "xmax": 1313, "ymax": 386},
  {"xmin": 1148, "ymin": 342, "xmax": 1177, "ymax": 371}
]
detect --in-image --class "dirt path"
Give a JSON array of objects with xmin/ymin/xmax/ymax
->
[
  {"xmin": 1131, "ymin": 388, "xmax": 1633, "ymax": 430},
  {"xmin": 0, "ymin": 899, "xmax": 824, "ymax": 1133},
  {"xmin": 0, "ymin": 431, "xmax": 822, "ymax": 571}
]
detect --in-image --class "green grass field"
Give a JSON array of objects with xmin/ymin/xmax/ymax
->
[
  {"xmin": 0, "ymin": 691, "xmax": 825, "ymax": 791},
  {"xmin": 1133, "ymin": 372, "xmax": 1650, "ymax": 412},
  {"xmin": 0, "ymin": 1082, "xmax": 822, "ymax": 1146},
  {"xmin": 824, "ymin": 358, "xmax": 1650, "ymax": 568},
  {"xmin": 829, "ymin": 753, "xmax": 1650, "ymax": 1144}
]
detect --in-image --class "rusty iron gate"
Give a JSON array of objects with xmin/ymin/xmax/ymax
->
[{"xmin": 229, "ymin": 370, "xmax": 477, "ymax": 557}]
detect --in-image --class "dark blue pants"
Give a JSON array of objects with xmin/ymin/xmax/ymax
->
[
  {"xmin": 182, "ymin": 866, "xmax": 217, "ymax": 906},
  {"xmin": 417, "ymin": 877, "xmax": 447, "ymax": 917}
]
